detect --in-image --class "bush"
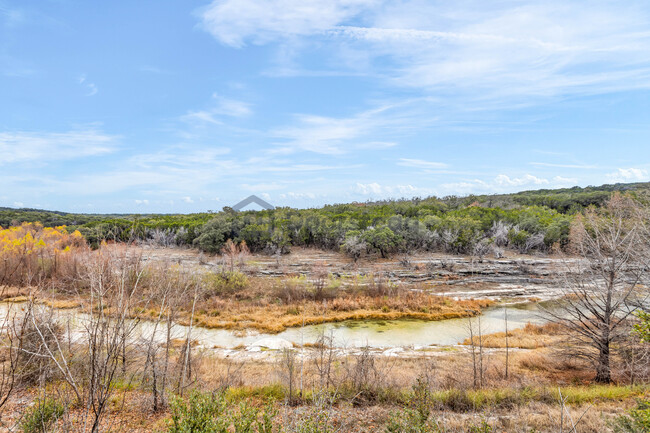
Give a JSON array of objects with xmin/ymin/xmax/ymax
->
[
  {"xmin": 611, "ymin": 400, "xmax": 650, "ymax": 433},
  {"xmin": 168, "ymin": 391, "xmax": 279, "ymax": 433},
  {"xmin": 203, "ymin": 271, "xmax": 248, "ymax": 295},
  {"xmin": 359, "ymin": 227, "xmax": 403, "ymax": 258},
  {"xmin": 20, "ymin": 398, "xmax": 65, "ymax": 433},
  {"xmin": 193, "ymin": 216, "xmax": 237, "ymax": 254},
  {"xmin": 168, "ymin": 391, "xmax": 229, "ymax": 433}
]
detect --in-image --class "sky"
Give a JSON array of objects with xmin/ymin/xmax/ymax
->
[{"xmin": 2, "ymin": 0, "xmax": 650, "ymax": 213}]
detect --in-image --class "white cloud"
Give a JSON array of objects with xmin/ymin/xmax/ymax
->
[
  {"xmin": 531, "ymin": 162, "xmax": 598, "ymax": 169},
  {"xmin": 134, "ymin": 199, "xmax": 149, "ymax": 205},
  {"xmin": 0, "ymin": 128, "xmax": 118, "ymax": 164},
  {"xmin": 397, "ymin": 158, "xmax": 447, "ymax": 170},
  {"xmin": 552, "ymin": 176, "xmax": 578, "ymax": 185},
  {"xmin": 354, "ymin": 182, "xmax": 383, "ymax": 195},
  {"xmin": 494, "ymin": 174, "xmax": 549, "ymax": 187},
  {"xmin": 181, "ymin": 196, "xmax": 194, "ymax": 203},
  {"xmin": 353, "ymin": 182, "xmax": 432, "ymax": 197},
  {"xmin": 12, "ymin": 202, "xmax": 24, "ymax": 208},
  {"xmin": 605, "ymin": 168, "xmax": 649, "ymax": 183},
  {"xmin": 198, "ymin": 0, "xmax": 377, "ymax": 48},
  {"xmin": 200, "ymin": 0, "xmax": 650, "ymax": 103},
  {"xmin": 441, "ymin": 173, "xmax": 569, "ymax": 195}
]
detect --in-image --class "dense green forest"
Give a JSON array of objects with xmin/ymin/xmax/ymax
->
[{"xmin": 2, "ymin": 182, "xmax": 649, "ymax": 257}]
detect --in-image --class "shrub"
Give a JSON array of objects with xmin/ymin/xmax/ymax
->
[
  {"xmin": 611, "ymin": 400, "xmax": 650, "ymax": 433},
  {"xmin": 203, "ymin": 271, "xmax": 248, "ymax": 295},
  {"xmin": 168, "ymin": 391, "xmax": 229, "ymax": 433},
  {"xmin": 359, "ymin": 227, "xmax": 403, "ymax": 258},
  {"xmin": 168, "ymin": 391, "xmax": 279, "ymax": 433},
  {"xmin": 193, "ymin": 216, "xmax": 237, "ymax": 254},
  {"xmin": 20, "ymin": 398, "xmax": 65, "ymax": 433}
]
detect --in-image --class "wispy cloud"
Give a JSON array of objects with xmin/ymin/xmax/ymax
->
[
  {"xmin": 397, "ymin": 158, "xmax": 447, "ymax": 170},
  {"xmin": 78, "ymin": 74, "xmax": 98, "ymax": 96},
  {"xmin": 198, "ymin": 0, "xmax": 375, "ymax": 48},
  {"xmin": 199, "ymin": 0, "xmax": 650, "ymax": 105},
  {"xmin": 530, "ymin": 162, "xmax": 599, "ymax": 169},
  {"xmin": 0, "ymin": 128, "xmax": 118, "ymax": 164},
  {"xmin": 270, "ymin": 101, "xmax": 429, "ymax": 154},
  {"xmin": 181, "ymin": 93, "xmax": 252, "ymax": 125}
]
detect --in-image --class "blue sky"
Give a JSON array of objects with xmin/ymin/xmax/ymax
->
[{"xmin": 2, "ymin": 0, "xmax": 650, "ymax": 213}]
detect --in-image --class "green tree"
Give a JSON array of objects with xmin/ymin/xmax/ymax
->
[{"xmin": 360, "ymin": 226, "xmax": 402, "ymax": 258}]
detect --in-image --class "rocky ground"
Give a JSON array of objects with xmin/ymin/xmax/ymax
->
[{"xmin": 136, "ymin": 246, "xmax": 575, "ymax": 302}]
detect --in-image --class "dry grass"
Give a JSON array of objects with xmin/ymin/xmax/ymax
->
[
  {"xmin": 178, "ymin": 292, "xmax": 491, "ymax": 333},
  {"xmin": 462, "ymin": 322, "xmax": 564, "ymax": 349}
]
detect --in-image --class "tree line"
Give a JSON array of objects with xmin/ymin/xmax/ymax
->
[{"xmin": 1, "ymin": 181, "xmax": 648, "ymax": 257}]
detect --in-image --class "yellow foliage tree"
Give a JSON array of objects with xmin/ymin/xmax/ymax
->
[{"xmin": 0, "ymin": 222, "xmax": 87, "ymax": 288}]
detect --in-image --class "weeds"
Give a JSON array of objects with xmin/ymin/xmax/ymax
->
[{"xmin": 19, "ymin": 398, "xmax": 65, "ymax": 433}]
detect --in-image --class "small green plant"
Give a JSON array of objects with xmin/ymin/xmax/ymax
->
[
  {"xmin": 257, "ymin": 402, "xmax": 279, "ymax": 433},
  {"xmin": 633, "ymin": 311, "xmax": 650, "ymax": 343},
  {"xmin": 168, "ymin": 390, "xmax": 229, "ymax": 433},
  {"xmin": 285, "ymin": 392, "xmax": 335, "ymax": 433},
  {"xmin": 385, "ymin": 380, "xmax": 439, "ymax": 433},
  {"xmin": 168, "ymin": 391, "xmax": 280, "ymax": 433},
  {"xmin": 20, "ymin": 398, "xmax": 65, "ymax": 433},
  {"xmin": 467, "ymin": 418, "xmax": 493, "ymax": 433},
  {"xmin": 611, "ymin": 400, "xmax": 650, "ymax": 433}
]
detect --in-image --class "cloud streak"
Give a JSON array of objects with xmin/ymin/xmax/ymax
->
[
  {"xmin": 199, "ymin": 0, "xmax": 650, "ymax": 104},
  {"xmin": 0, "ymin": 128, "xmax": 118, "ymax": 164}
]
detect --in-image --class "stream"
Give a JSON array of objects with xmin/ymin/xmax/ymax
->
[{"xmin": 0, "ymin": 301, "xmax": 546, "ymax": 353}]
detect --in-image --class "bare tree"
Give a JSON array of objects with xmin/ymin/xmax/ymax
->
[
  {"xmin": 221, "ymin": 239, "xmax": 250, "ymax": 273},
  {"xmin": 279, "ymin": 348, "xmax": 298, "ymax": 405},
  {"xmin": 26, "ymin": 247, "xmax": 148, "ymax": 432},
  {"xmin": 0, "ymin": 307, "xmax": 24, "ymax": 423},
  {"xmin": 545, "ymin": 193, "xmax": 650, "ymax": 383},
  {"xmin": 312, "ymin": 329, "xmax": 336, "ymax": 389}
]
